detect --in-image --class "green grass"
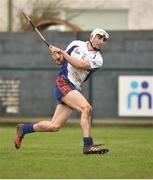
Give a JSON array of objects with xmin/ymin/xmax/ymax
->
[{"xmin": 0, "ymin": 125, "xmax": 153, "ymax": 179}]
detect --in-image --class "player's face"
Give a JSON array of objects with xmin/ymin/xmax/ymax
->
[{"xmin": 91, "ymin": 34, "xmax": 108, "ymax": 49}]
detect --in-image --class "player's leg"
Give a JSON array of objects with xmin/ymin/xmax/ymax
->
[
  {"xmin": 33, "ymin": 104, "xmax": 72, "ymax": 132},
  {"xmin": 62, "ymin": 90, "xmax": 91, "ymax": 137},
  {"xmin": 61, "ymin": 90, "xmax": 109, "ymax": 154},
  {"xmin": 14, "ymin": 104, "xmax": 72, "ymax": 149}
]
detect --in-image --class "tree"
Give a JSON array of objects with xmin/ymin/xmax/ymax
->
[{"xmin": 18, "ymin": 0, "xmax": 80, "ymax": 32}]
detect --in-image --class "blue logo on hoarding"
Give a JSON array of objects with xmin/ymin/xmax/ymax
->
[{"xmin": 127, "ymin": 80, "xmax": 152, "ymax": 109}]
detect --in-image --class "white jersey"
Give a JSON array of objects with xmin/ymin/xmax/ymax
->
[{"xmin": 58, "ymin": 40, "xmax": 103, "ymax": 90}]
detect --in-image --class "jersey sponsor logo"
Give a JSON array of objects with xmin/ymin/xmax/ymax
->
[
  {"xmin": 90, "ymin": 59, "xmax": 97, "ymax": 66},
  {"xmin": 73, "ymin": 48, "xmax": 80, "ymax": 55},
  {"xmin": 90, "ymin": 54, "xmax": 96, "ymax": 59}
]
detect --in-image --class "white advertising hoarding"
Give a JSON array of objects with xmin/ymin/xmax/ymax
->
[{"xmin": 118, "ymin": 76, "xmax": 153, "ymax": 117}]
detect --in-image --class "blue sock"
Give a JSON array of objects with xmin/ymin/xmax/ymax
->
[
  {"xmin": 22, "ymin": 124, "xmax": 34, "ymax": 135},
  {"xmin": 83, "ymin": 137, "xmax": 93, "ymax": 147}
]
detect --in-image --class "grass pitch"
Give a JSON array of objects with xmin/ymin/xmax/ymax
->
[{"xmin": 0, "ymin": 124, "xmax": 153, "ymax": 179}]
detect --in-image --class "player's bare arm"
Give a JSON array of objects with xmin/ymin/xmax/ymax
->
[
  {"xmin": 61, "ymin": 50, "xmax": 91, "ymax": 70},
  {"xmin": 49, "ymin": 46, "xmax": 91, "ymax": 70}
]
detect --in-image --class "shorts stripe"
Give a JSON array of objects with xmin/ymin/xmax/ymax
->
[
  {"xmin": 61, "ymin": 75, "xmax": 72, "ymax": 94},
  {"xmin": 56, "ymin": 75, "xmax": 72, "ymax": 96},
  {"xmin": 54, "ymin": 75, "xmax": 77, "ymax": 104}
]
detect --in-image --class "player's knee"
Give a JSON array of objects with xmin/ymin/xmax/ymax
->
[{"xmin": 82, "ymin": 104, "xmax": 92, "ymax": 115}]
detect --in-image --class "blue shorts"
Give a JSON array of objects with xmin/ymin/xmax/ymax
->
[{"xmin": 54, "ymin": 75, "xmax": 77, "ymax": 104}]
